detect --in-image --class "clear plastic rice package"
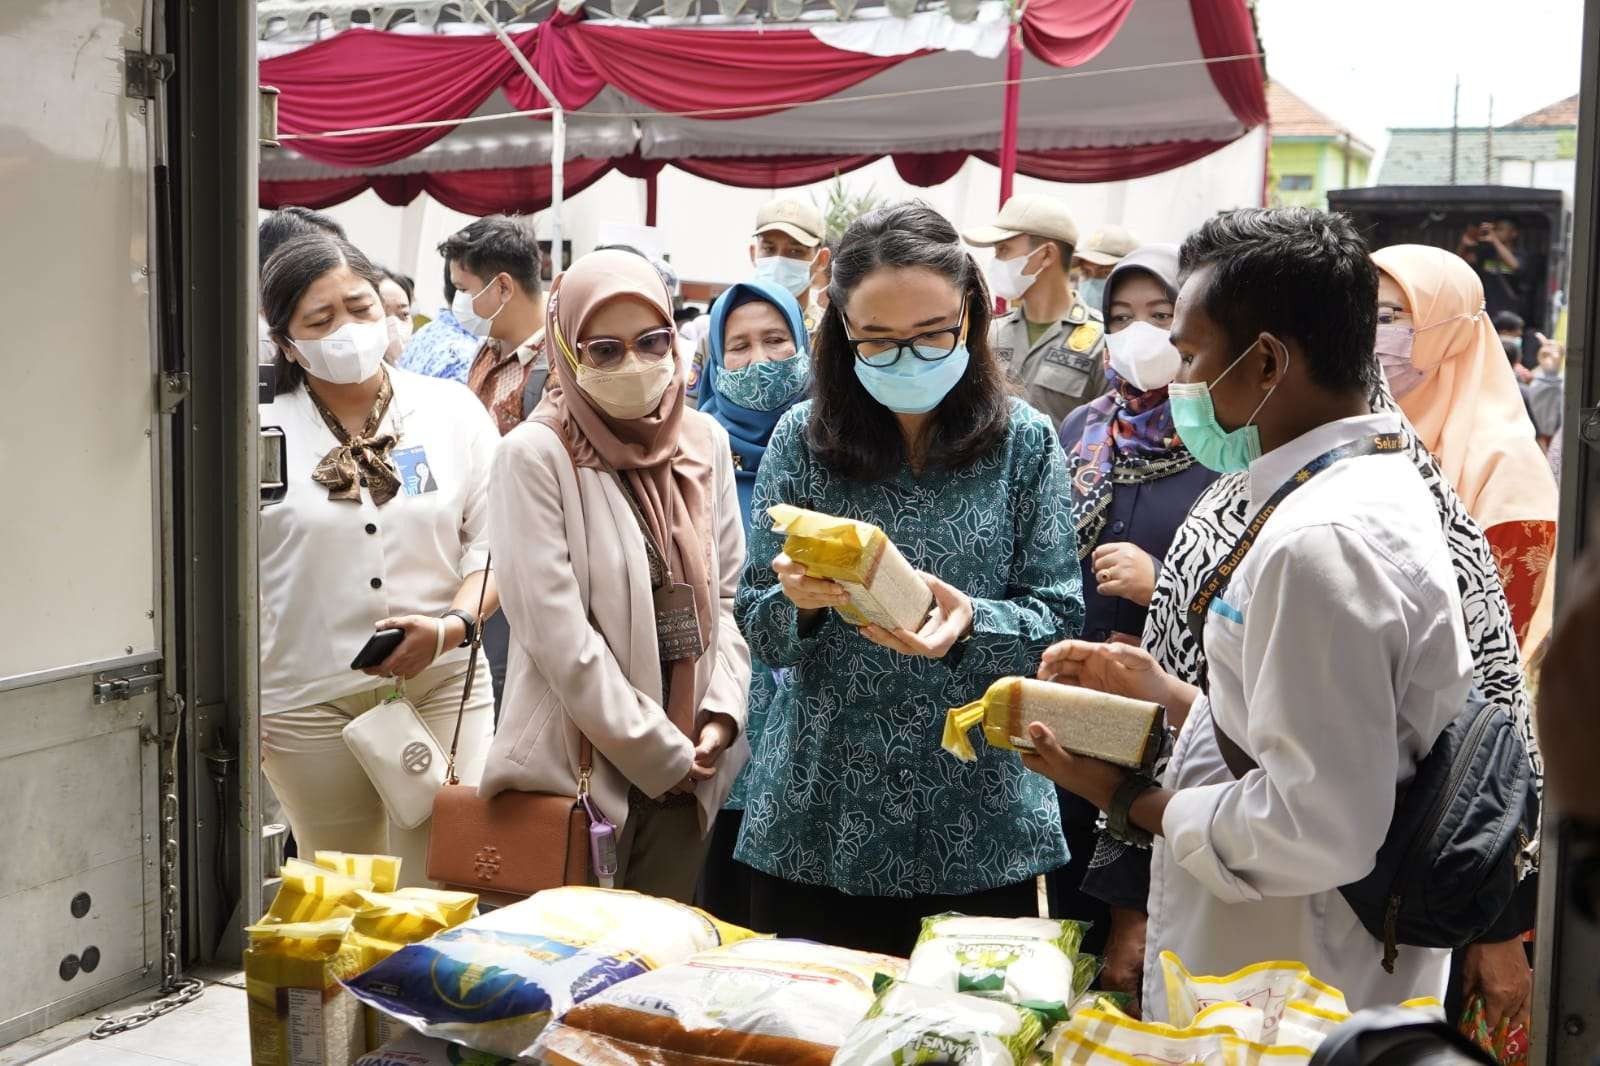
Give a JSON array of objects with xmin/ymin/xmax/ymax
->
[
  {"xmin": 943, "ymin": 678, "xmax": 1165, "ymax": 772},
  {"xmin": 906, "ymin": 914, "xmax": 1096, "ymax": 1007},
  {"xmin": 1158, "ymin": 952, "xmax": 1347, "ymax": 1044},
  {"xmin": 244, "ymin": 917, "xmax": 366, "ymax": 1066},
  {"xmin": 833, "ymin": 978, "xmax": 1049, "ymax": 1066},
  {"xmin": 535, "ymin": 938, "xmax": 906, "ymax": 1065},
  {"xmin": 351, "ymin": 1030, "xmax": 516, "ymax": 1065},
  {"xmin": 767, "ymin": 504, "xmax": 933, "ymax": 632},
  {"xmin": 342, "ymin": 886, "xmax": 755, "ymax": 1061}
]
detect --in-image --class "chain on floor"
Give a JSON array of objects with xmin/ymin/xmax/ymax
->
[{"xmin": 88, "ymin": 977, "xmax": 205, "ymax": 1039}]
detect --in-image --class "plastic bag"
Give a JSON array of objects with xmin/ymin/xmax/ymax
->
[
  {"xmin": 1459, "ymin": 994, "xmax": 1530, "ymax": 1066},
  {"xmin": 833, "ymin": 979, "xmax": 1048, "ymax": 1066},
  {"xmin": 767, "ymin": 504, "xmax": 932, "ymax": 632},
  {"xmin": 348, "ymin": 888, "xmax": 481, "ymax": 1052},
  {"xmin": 315, "ymin": 851, "xmax": 403, "ymax": 894},
  {"xmin": 536, "ymin": 938, "xmax": 905, "ymax": 1065},
  {"xmin": 943, "ymin": 678, "xmax": 1164, "ymax": 771},
  {"xmin": 263, "ymin": 858, "xmax": 375, "ymax": 925},
  {"xmin": 907, "ymin": 914, "xmax": 1095, "ymax": 1007},
  {"xmin": 1158, "ymin": 952, "xmax": 1347, "ymax": 1044},
  {"xmin": 342, "ymin": 887, "xmax": 755, "ymax": 1061},
  {"xmin": 352, "ymin": 1030, "xmax": 516, "ymax": 1065},
  {"xmin": 245, "ymin": 917, "xmax": 366, "ymax": 1066}
]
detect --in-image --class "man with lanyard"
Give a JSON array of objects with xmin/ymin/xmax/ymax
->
[
  {"xmin": 440, "ymin": 215, "xmax": 547, "ymax": 712},
  {"xmin": 688, "ymin": 197, "xmax": 829, "ymax": 405},
  {"xmin": 442, "ymin": 215, "xmax": 549, "ymax": 436},
  {"xmin": 1026, "ymin": 207, "xmax": 1473, "ymax": 1014},
  {"xmin": 965, "ymin": 194, "xmax": 1109, "ymax": 431}
]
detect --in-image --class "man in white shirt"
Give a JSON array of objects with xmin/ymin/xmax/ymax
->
[{"xmin": 1028, "ymin": 207, "xmax": 1474, "ymax": 1015}]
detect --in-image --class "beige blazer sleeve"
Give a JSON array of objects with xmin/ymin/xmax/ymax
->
[
  {"xmin": 701, "ymin": 420, "xmax": 752, "ymax": 733},
  {"xmin": 489, "ymin": 423, "xmax": 695, "ymax": 798}
]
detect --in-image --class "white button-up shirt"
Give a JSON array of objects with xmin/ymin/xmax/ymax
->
[
  {"xmin": 258, "ymin": 367, "xmax": 499, "ymax": 713},
  {"xmin": 1145, "ymin": 412, "xmax": 1472, "ymax": 1016}
]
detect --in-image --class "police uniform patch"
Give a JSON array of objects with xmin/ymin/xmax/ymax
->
[
  {"xmin": 994, "ymin": 346, "xmax": 1016, "ymax": 371},
  {"xmin": 1044, "ymin": 345, "xmax": 1095, "ymax": 373},
  {"xmin": 1068, "ymin": 322, "xmax": 1102, "ymax": 352}
]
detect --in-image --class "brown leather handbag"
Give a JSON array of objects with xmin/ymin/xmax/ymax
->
[{"xmin": 425, "ymin": 548, "xmax": 614, "ymax": 906}]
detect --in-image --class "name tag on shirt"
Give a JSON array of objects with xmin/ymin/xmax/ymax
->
[
  {"xmin": 1044, "ymin": 345, "xmax": 1095, "ymax": 373},
  {"xmin": 1208, "ymin": 596, "xmax": 1244, "ymax": 624},
  {"xmin": 393, "ymin": 446, "xmax": 438, "ymax": 496}
]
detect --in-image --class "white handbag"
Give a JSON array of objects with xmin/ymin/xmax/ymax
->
[{"xmin": 343, "ymin": 682, "xmax": 447, "ymax": 830}]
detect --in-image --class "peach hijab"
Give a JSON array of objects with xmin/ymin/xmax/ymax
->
[{"xmin": 1370, "ymin": 244, "xmax": 1556, "ymax": 533}]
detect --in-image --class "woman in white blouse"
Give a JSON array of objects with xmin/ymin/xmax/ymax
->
[{"xmin": 258, "ymin": 232, "xmax": 499, "ymax": 885}]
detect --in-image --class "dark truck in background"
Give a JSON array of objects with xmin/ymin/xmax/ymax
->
[{"xmin": 1328, "ymin": 185, "xmax": 1570, "ymax": 365}]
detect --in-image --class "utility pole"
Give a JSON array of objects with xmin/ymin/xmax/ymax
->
[
  {"xmin": 1486, "ymin": 95, "xmax": 1495, "ymax": 183},
  {"xmin": 1449, "ymin": 75, "xmax": 1461, "ymax": 184}
]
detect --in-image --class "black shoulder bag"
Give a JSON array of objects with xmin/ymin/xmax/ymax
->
[{"xmin": 1185, "ymin": 431, "xmax": 1537, "ymax": 973}]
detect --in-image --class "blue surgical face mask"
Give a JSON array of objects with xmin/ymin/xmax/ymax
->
[
  {"xmin": 853, "ymin": 343, "xmax": 971, "ymax": 415},
  {"xmin": 1166, "ymin": 340, "xmax": 1285, "ymax": 473},
  {"xmin": 1078, "ymin": 276, "xmax": 1107, "ymax": 313},
  {"xmin": 714, "ymin": 352, "xmax": 809, "ymax": 411},
  {"xmin": 753, "ymin": 255, "xmax": 814, "ymax": 297}
]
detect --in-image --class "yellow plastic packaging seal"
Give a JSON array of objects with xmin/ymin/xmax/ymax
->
[
  {"xmin": 263, "ymin": 859, "xmax": 374, "ymax": 925},
  {"xmin": 314, "ymin": 851, "xmax": 402, "ymax": 893}
]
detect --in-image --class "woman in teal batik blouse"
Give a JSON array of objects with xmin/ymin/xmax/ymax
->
[{"xmin": 734, "ymin": 202, "xmax": 1083, "ymax": 956}]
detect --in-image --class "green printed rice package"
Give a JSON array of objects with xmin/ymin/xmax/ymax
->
[
  {"xmin": 906, "ymin": 915, "xmax": 1094, "ymax": 1007},
  {"xmin": 833, "ymin": 979, "xmax": 1047, "ymax": 1066}
]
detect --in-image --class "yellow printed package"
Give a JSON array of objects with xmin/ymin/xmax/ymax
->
[
  {"xmin": 536, "ymin": 938, "xmax": 907, "ymax": 1066},
  {"xmin": 1158, "ymin": 952, "xmax": 1347, "ymax": 1045},
  {"xmin": 907, "ymin": 915, "xmax": 1096, "ymax": 1007},
  {"xmin": 263, "ymin": 859, "xmax": 374, "ymax": 925},
  {"xmin": 943, "ymin": 678, "xmax": 1165, "ymax": 771},
  {"xmin": 245, "ymin": 917, "xmax": 365, "ymax": 1066},
  {"xmin": 342, "ymin": 887, "xmax": 757, "ymax": 1061},
  {"xmin": 314, "ymin": 851, "xmax": 402, "ymax": 894},
  {"xmin": 767, "ymin": 504, "xmax": 932, "ymax": 632}
]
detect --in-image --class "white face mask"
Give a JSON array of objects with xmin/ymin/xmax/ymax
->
[
  {"xmin": 1105, "ymin": 320, "xmax": 1181, "ymax": 392},
  {"xmin": 985, "ymin": 249, "xmax": 1043, "ymax": 302},
  {"xmin": 752, "ymin": 255, "xmax": 814, "ymax": 297},
  {"xmin": 290, "ymin": 318, "xmax": 389, "ymax": 384},
  {"xmin": 576, "ymin": 353, "xmax": 676, "ymax": 420},
  {"xmin": 452, "ymin": 276, "xmax": 508, "ymax": 338}
]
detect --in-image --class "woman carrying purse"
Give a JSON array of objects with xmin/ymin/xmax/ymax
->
[
  {"xmin": 479, "ymin": 250, "xmax": 751, "ymax": 904},
  {"xmin": 258, "ymin": 232, "xmax": 499, "ymax": 887}
]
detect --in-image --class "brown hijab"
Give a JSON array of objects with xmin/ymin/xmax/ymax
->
[{"xmin": 534, "ymin": 250, "xmax": 715, "ymax": 736}]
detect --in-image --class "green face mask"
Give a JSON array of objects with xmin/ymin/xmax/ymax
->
[
  {"xmin": 713, "ymin": 352, "xmax": 809, "ymax": 411},
  {"xmin": 1166, "ymin": 340, "xmax": 1284, "ymax": 474}
]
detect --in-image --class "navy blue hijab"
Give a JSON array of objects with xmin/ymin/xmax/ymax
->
[{"xmin": 698, "ymin": 280, "xmax": 810, "ymax": 530}]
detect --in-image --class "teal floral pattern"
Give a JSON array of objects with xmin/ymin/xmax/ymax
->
[{"xmin": 733, "ymin": 399, "xmax": 1084, "ymax": 897}]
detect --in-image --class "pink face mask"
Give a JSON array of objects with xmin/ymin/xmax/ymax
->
[{"xmin": 1374, "ymin": 322, "xmax": 1426, "ymax": 399}]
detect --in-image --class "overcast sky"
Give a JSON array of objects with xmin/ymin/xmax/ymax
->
[{"xmin": 1254, "ymin": 0, "xmax": 1587, "ymax": 151}]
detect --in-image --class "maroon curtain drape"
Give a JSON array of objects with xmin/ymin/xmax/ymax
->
[
  {"xmin": 1019, "ymin": 0, "xmax": 1136, "ymax": 67},
  {"xmin": 1188, "ymin": 0, "xmax": 1268, "ymax": 126}
]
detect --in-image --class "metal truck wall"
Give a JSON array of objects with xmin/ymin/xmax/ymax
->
[{"xmin": 0, "ymin": 0, "xmax": 164, "ymax": 1043}]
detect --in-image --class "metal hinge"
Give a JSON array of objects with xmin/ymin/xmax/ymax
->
[
  {"xmin": 125, "ymin": 52, "xmax": 174, "ymax": 100},
  {"xmin": 93, "ymin": 660, "xmax": 163, "ymax": 704},
  {"xmin": 159, "ymin": 371, "xmax": 190, "ymax": 414}
]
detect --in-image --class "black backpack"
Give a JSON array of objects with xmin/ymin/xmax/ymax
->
[{"xmin": 1191, "ymin": 432, "xmax": 1540, "ymax": 972}]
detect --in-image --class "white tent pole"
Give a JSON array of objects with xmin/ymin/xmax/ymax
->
[{"xmin": 469, "ymin": 0, "xmax": 565, "ymax": 275}]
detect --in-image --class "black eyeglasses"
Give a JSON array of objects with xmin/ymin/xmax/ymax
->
[{"xmin": 841, "ymin": 303, "xmax": 969, "ymax": 368}]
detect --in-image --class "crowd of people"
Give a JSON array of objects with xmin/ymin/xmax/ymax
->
[{"xmin": 253, "ymin": 192, "xmax": 1564, "ymax": 1033}]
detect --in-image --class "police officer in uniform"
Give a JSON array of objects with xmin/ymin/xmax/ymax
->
[{"xmin": 964, "ymin": 195, "xmax": 1108, "ymax": 430}]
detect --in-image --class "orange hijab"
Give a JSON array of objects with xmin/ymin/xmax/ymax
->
[
  {"xmin": 534, "ymin": 250, "xmax": 715, "ymax": 736},
  {"xmin": 1371, "ymin": 244, "xmax": 1556, "ymax": 533}
]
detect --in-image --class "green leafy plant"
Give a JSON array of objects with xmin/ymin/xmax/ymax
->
[{"xmin": 815, "ymin": 176, "xmax": 883, "ymax": 245}]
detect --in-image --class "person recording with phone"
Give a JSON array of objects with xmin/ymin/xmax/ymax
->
[{"xmin": 258, "ymin": 232, "xmax": 500, "ymax": 886}]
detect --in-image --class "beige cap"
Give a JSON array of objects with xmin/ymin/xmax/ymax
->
[
  {"xmin": 753, "ymin": 197, "xmax": 824, "ymax": 248},
  {"xmin": 963, "ymin": 193, "xmax": 1079, "ymax": 248},
  {"xmin": 1074, "ymin": 224, "xmax": 1140, "ymax": 266}
]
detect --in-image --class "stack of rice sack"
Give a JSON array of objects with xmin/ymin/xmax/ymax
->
[
  {"xmin": 341, "ymin": 886, "xmax": 756, "ymax": 1063},
  {"xmin": 244, "ymin": 854, "xmax": 479, "ymax": 1066},
  {"xmin": 832, "ymin": 915, "xmax": 1103, "ymax": 1066},
  {"xmin": 1042, "ymin": 952, "xmax": 1446, "ymax": 1066}
]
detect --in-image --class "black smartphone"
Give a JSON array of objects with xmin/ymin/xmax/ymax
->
[{"xmin": 351, "ymin": 627, "xmax": 405, "ymax": 670}]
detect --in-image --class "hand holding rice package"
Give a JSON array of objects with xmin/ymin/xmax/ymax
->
[
  {"xmin": 944, "ymin": 678, "xmax": 1165, "ymax": 770},
  {"xmin": 833, "ymin": 979, "xmax": 1049, "ymax": 1066},
  {"xmin": 767, "ymin": 504, "xmax": 932, "ymax": 632},
  {"xmin": 536, "ymin": 938, "xmax": 906, "ymax": 1066},
  {"xmin": 907, "ymin": 915, "xmax": 1096, "ymax": 1008},
  {"xmin": 342, "ymin": 886, "xmax": 755, "ymax": 1061}
]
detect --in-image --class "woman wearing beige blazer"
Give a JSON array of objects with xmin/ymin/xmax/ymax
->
[{"xmin": 480, "ymin": 250, "xmax": 751, "ymax": 904}]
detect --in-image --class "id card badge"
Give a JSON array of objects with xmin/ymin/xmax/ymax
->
[
  {"xmin": 654, "ymin": 582, "xmax": 704, "ymax": 662},
  {"xmin": 393, "ymin": 445, "xmax": 438, "ymax": 496}
]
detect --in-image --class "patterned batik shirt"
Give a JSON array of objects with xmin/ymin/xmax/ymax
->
[
  {"xmin": 733, "ymin": 399, "xmax": 1084, "ymax": 898},
  {"xmin": 398, "ymin": 309, "xmax": 481, "ymax": 385}
]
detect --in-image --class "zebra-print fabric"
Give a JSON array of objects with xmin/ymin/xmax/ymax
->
[{"xmin": 1085, "ymin": 386, "xmax": 1542, "ymax": 893}]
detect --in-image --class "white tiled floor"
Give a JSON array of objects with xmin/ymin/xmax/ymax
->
[{"xmin": 4, "ymin": 973, "xmax": 251, "ymax": 1066}]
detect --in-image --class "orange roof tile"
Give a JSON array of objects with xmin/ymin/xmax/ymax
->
[
  {"xmin": 1268, "ymin": 80, "xmax": 1373, "ymax": 156},
  {"xmin": 1505, "ymin": 94, "xmax": 1579, "ymax": 128}
]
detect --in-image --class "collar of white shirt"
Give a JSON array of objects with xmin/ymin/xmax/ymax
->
[{"xmin": 1246, "ymin": 410, "xmax": 1402, "ymax": 510}]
